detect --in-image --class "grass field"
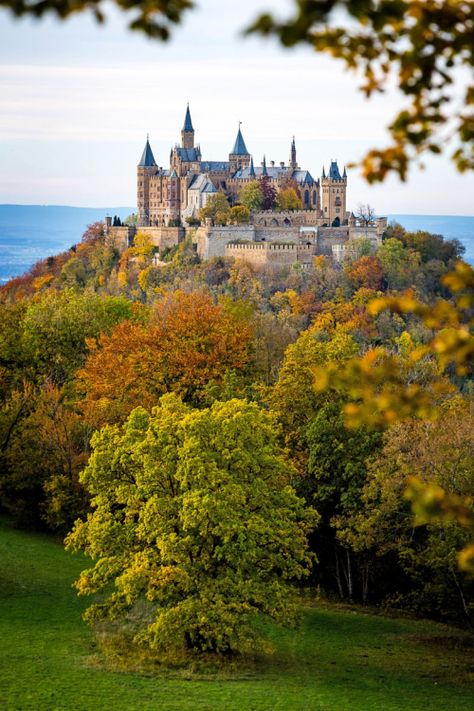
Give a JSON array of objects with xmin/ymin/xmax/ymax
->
[{"xmin": 0, "ymin": 518, "xmax": 473, "ymax": 711}]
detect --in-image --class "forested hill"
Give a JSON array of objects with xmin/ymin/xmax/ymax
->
[{"xmin": 0, "ymin": 219, "xmax": 472, "ymax": 641}]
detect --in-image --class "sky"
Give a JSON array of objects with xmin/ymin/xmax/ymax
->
[{"xmin": 1, "ymin": 0, "xmax": 473, "ymax": 215}]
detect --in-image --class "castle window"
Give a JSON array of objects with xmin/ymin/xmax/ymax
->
[
  {"xmin": 304, "ymin": 190, "xmax": 309, "ymax": 205},
  {"xmin": 312, "ymin": 190, "xmax": 316, "ymax": 203}
]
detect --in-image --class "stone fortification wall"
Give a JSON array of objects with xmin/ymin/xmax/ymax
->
[
  {"xmin": 104, "ymin": 224, "xmax": 184, "ymax": 253},
  {"xmin": 194, "ymin": 225, "xmax": 256, "ymax": 260},
  {"xmin": 255, "ymin": 226, "xmax": 301, "ymax": 243},
  {"xmin": 253, "ymin": 210, "xmax": 320, "ymax": 227},
  {"xmin": 225, "ymin": 242, "xmax": 313, "ymax": 270},
  {"xmin": 104, "ymin": 226, "xmax": 133, "ymax": 252}
]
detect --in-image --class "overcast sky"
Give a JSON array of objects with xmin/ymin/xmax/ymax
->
[{"xmin": 1, "ymin": 0, "xmax": 473, "ymax": 215}]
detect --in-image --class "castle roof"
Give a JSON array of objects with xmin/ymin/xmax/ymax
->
[
  {"xmin": 138, "ymin": 138, "xmax": 157, "ymax": 167},
  {"xmin": 231, "ymin": 126, "xmax": 249, "ymax": 155},
  {"xmin": 183, "ymin": 104, "xmax": 194, "ymax": 132},
  {"xmin": 232, "ymin": 165, "xmax": 315, "ymax": 185},
  {"xmin": 201, "ymin": 161, "xmax": 229, "ymax": 172},
  {"xmin": 175, "ymin": 146, "xmax": 200, "ymax": 161},
  {"xmin": 328, "ymin": 161, "xmax": 342, "ymax": 179},
  {"xmin": 188, "ymin": 173, "xmax": 218, "ymax": 195}
]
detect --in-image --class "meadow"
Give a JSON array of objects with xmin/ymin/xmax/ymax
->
[{"xmin": 1, "ymin": 518, "xmax": 472, "ymax": 711}]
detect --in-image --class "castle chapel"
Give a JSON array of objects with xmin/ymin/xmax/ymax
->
[{"xmin": 137, "ymin": 105, "xmax": 348, "ymax": 227}]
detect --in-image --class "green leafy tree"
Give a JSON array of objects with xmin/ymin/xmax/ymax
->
[
  {"xmin": 66, "ymin": 395, "xmax": 316, "ymax": 657},
  {"xmin": 239, "ymin": 180, "xmax": 263, "ymax": 211},
  {"xmin": 276, "ymin": 187, "xmax": 303, "ymax": 211},
  {"xmin": 229, "ymin": 205, "xmax": 250, "ymax": 224},
  {"xmin": 198, "ymin": 194, "xmax": 231, "ymax": 225}
]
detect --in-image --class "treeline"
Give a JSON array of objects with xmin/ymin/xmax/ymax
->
[{"xmin": 0, "ymin": 222, "xmax": 472, "ymax": 628}]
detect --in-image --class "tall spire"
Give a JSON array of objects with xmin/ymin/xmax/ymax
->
[
  {"xmin": 183, "ymin": 103, "xmax": 194, "ymax": 132},
  {"xmin": 322, "ymin": 165, "xmax": 326, "ymax": 179},
  {"xmin": 249, "ymin": 156, "xmax": 255, "ymax": 177},
  {"xmin": 343, "ymin": 165, "xmax": 347, "ymax": 178},
  {"xmin": 290, "ymin": 136, "xmax": 297, "ymax": 169},
  {"xmin": 262, "ymin": 155, "xmax": 268, "ymax": 176},
  {"xmin": 137, "ymin": 136, "xmax": 157, "ymax": 167},
  {"xmin": 231, "ymin": 123, "xmax": 249, "ymax": 155}
]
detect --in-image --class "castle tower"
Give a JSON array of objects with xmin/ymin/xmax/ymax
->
[
  {"xmin": 181, "ymin": 104, "xmax": 195, "ymax": 150},
  {"xmin": 289, "ymin": 136, "xmax": 298, "ymax": 170},
  {"xmin": 320, "ymin": 160, "xmax": 347, "ymax": 226},
  {"xmin": 166, "ymin": 167, "xmax": 181, "ymax": 224},
  {"xmin": 229, "ymin": 124, "xmax": 251, "ymax": 174},
  {"xmin": 137, "ymin": 136, "xmax": 157, "ymax": 227}
]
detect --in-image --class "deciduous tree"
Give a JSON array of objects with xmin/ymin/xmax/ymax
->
[{"xmin": 66, "ymin": 395, "xmax": 316, "ymax": 657}]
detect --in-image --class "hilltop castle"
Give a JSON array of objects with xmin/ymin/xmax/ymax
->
[
  {"xmin": 105, "ymin": 106, "xmax": 386, "ymax": 269},
  {"xmin": 137, "ymin": 105, "xmax": 348, "ymax": 228}
]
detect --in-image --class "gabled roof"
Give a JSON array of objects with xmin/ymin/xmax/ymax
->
[
  {"xmin": 188, "ymin": 173, "xmax": 217, "ymax": 194},
  {"xmin": 170, "ymin": 168, "xmax": 178, "ymax": 178},
  {"xmin": 231, "ymin": 126, "xmax": 249, "ymax": 155},
  {"xmin": 292, "ymin": 169, "xmax": 314, "ymax": 185},
  {"xmin": 183, "ymin": 104, "xmax": 194, "ymax": 132},
  {"xmin": 138, "ymin": 138, "xmax": 157, "ymax": 167}
]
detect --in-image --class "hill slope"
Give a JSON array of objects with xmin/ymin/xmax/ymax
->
[{"xmin": 0, "ymin": 519, "xmax": 472, "ymax": 711}]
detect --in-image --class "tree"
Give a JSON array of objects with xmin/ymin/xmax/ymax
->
[
  {"xmin": 229, "ymin": 205, "xmax": 250, "ymax": 224},
  {"xmin": 276, "ymin": 187, "xmax": 303, "ymax": 211},
  {"xmin": 81, "ymin": 221, "xmax": 105, "ymax": 244},
  {"xmin": 198, "ymin": 194, "xmax": 231, "ymax": 225},
  {"xmin": 239, "ymin": 180, "xmax": 263, "ymax": 211},
  {"xmin": 339, "ymin": 398, "xmax": 474, "ymax": 623},
  {"xmin": 77, "ymin": 290, "xmax": 254, "ymax": 427},
  {"xmin": 355, "ymin": 204, "xmax": 376, "ymax": 227},
  {"xmin": 65, "ymin": 395, "xmax": 316, "ymax": 658},
  {"xmin": 258, "ymin": 176, "xmax": 277, "ymax": 210},
  {"xmin": 346, "ymin": 255, "xmax": 384, "ymax": 291}
]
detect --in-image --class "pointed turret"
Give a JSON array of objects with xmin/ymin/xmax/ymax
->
[
  {"xmin": 322, "ymin": 165, "xmax": 326, "ymax": 179},
  {"xmin": 231, "ymin": 125, "xmax": 249, "ymax": 156},
  {"xmin": 181, "ymin": 104, "xmax": 195, "ymax": 150},
  {"xmin": 262, "ymin": 155, "xmax": 268, "ymax": 176},
  {"xmin": 228, "ymin": 122, "xmax": 251, "ymax": 174},
  {"xmin": 329, "ymin": 160, "xmax": 342, "ymax": 180},
  {"xmin": 183, "ymin": 103, "xmax": 194, "ymax": 132},
  {"xmin": 138, "ymin": 136, "xmax": 157, "ymax": 167},
  {"xmin": 343, "ymin": 165, "xmax": 347, "ymax": 178},
  {"xmin": 249, "ymin": 157, "xmax": 256, "ymax": 178}
]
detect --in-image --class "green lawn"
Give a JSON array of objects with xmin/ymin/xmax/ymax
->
[{"xmin": 0, "ymin": 518, "xmax": 472, "ymax": 711}]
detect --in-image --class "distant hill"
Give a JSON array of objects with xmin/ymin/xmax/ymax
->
[{"xmin": 0, "ymin": 204, "xmax": 134, "ymax": 283}]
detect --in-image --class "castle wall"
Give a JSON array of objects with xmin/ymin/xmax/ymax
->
[
  {"xmin": 225, "ymin": 242, "xmax": 314, "ymax": 270},
  {"xmin": 104, "ymin": 224, "xmax": 184, "ymax": 253},
  {"xmin": 253, "ymin": 210, "xmax": 321, "ymax": 227},
  {"xmin": 194, "ymin": 225, "xmax": 256, "ymax": 260}
]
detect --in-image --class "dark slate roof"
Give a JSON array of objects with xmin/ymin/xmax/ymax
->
[
  {"xmin": 329, "ymin": 161, "xmax": 342, "ymax": 179},
  {"xmin": 183, "ymin": 105, "xmax": 194, "ymax": 131},
  {"xmin": 292, "ymin": 169, "xmax": 315, "ymax": 184},
  {"xmin": 175, "ymin": 146, "xmax": 200, "ymax": 161},
  {"xmin": 200, "ymin": 161, "xmax": 229, "ymax": 172},
  {"xmin": 233, "ymin": 165, "xmax": 315, "ymax": 184},
  {"xmin": 231, "ymin": 127, "xmax": 249, "ymax": 155},
  {"xmin": 138, "ymin": 139, "xmax": 157, "ymax": 167}
]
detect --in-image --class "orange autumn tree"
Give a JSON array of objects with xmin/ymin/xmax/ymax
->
[{"xmin": 77, "ymin": 291, "xmax": 253, "ymax": 428}]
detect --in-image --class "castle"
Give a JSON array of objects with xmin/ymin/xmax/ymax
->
[
  {"xmin": 105, "ymin": 106, "xmax": 386, "ymax": 269},
  {"xmin": 137, "ymin": 105, "xmax": 347, "ymax": 228}
]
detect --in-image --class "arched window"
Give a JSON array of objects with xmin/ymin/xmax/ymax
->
[
  {"xmin": 304, "ymin": 190, "xmax": 309, "ymax": 205},
  {"xmin": 271, "ymin": 218, "xmax": 279, "ymax": 226},
  {"xmin": 283, "ymin": 217, "xmax": 291, "ymax": 226},
  {"xmin": 332, "ymin": 217, "xmax": 340, "ymax": 227},
  {"xmin": 312, "ymin": 191, "xmax": 317, "ymax": 203}
]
